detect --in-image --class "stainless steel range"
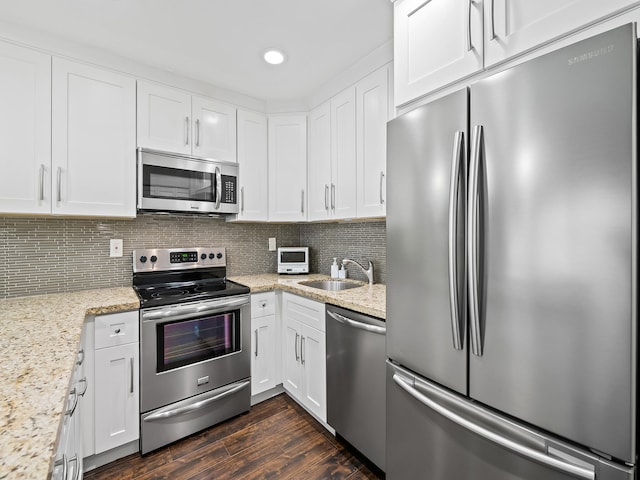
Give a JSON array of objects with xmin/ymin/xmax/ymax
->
[{"xmin": 132, "ymin": 247, "xmax": 251, "ymax": 454}]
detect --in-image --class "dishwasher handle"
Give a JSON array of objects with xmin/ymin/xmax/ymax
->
[{"xmin": 327, "ymin": 310, "xmax": 386, "ymax": 335}]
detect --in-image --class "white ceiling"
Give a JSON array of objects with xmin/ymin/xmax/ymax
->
[{"xmin": 0, "ymin": 0, "xmax": 393, "ymax": 103}]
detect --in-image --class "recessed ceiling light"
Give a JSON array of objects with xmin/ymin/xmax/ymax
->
[{"xmin": 263, "ymin": 49, "xmax": 286, "ymax": 65}]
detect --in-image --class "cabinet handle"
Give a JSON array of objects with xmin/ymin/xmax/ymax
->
[
  {"xmin": 56, "ymin": 167, "xmax": 62, "ymax": 203},
  {"xmin": 77, "ymin": 377, "xmax": 88, "ymax": 397},
  {"xmin": 255, "ymin": 329, "xmax": 259, "ymax": 357},
  {"xmin": 490, "ymin": 0, "xmax": 496, "ymax": 40},
  {"xmin": 301, "ymin": 189, "xmax": 305, "ymax": 215},
  {"xmin": 241, "ymin": 186, "xmax": 245, "ymax": 213},
  {"xmin": 300, "ymin": 335, "xmax": 305, "ymax": 365},
  {"xmin": 467, "ymin": 0, "xmax": 473, "ymax": 51},
  {"xmin": 76, "ymin": 348, "xmax": 84, "ymax": 366},
  {"xmin": 185, "ymin": 116, "xmax": 190, "ymax": 145},
  {"xmin": 331, "ymin": 183, "xmax": 335, "ymax": 211},
  {"xmin": 324, "ymin": 184, "xmax": 329, "ymax": 210},
  {"xmin": 53, "ymin": 454, "xmax": 68, "ymax": 480},
  {"xmin": 380, "ymin": 171, "xmax": 385, "ymax": 205},
  {"xmin": 130, "ymin": 357, "xmax": 134, "ymax": 394},
  {"xmin": 195, "ymin": 118, "xmax": 200, "ymax": 147},
  {"xmin": 39, "ymin": 164, "xmax": 45, "ymax": 202},
  {"xmin": 295, "ymin": 332, "xmax": 300, "ymax": 361},
  {"xmin": 66, "ymin": 388, "xmax": 78, "ymax": 417}
]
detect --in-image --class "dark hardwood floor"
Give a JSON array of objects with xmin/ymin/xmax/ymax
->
[{"xmin": 84, "ymin": 393, "xmax": 383, "ymax": 480}]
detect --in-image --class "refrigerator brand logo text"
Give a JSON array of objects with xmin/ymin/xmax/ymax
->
[{"xmin": 567, "ymin": 44, "xmax": 615, "ymax": 65}]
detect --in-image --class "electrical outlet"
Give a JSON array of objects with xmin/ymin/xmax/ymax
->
[
  {"xmin": 110, "ymin": 239, "xmax": 123, "ymax": 257},
  {"xmin": 268, "ymin": 238, "xmax": 276, "ymax": 251}
]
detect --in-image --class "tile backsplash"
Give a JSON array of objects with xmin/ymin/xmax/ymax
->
[{"xmin": 1, "ymin": 215, "xmax": 387, "ymax": 299}]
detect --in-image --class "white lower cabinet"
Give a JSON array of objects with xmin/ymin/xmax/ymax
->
[
  {"xmin": 281, "ymin": 292, "xmax": 327, "ymax": 421},
  {"xmin": 250, "ymin": 292, "xmax": 279, "ymax": 396},
  {"xmin": 92, "ymin": 311, "xmax": 139, "ymax": 455}
]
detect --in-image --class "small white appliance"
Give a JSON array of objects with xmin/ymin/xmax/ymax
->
[{"xmin": 277, "ymin": 247, "xmax": 309, "ymax": 274}]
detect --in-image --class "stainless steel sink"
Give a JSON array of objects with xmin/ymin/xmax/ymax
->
[{"xmin": 299, "ymin": 279, "xmax": 363, "ymax": 291}]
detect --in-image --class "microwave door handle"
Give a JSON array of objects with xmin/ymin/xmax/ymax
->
[{"xmin": 215, "ymin": 166, "xmax": 222, "ymax": 209}]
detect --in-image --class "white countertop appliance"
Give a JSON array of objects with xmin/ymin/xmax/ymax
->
[{"xmin": 277, "ymin": 246, "xmax": 309, "ymax": 274}]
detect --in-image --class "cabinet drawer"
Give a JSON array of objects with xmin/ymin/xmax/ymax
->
[
  {"xmin": 251, "ymin": 292, "xmax": 276, "ymax": 317},
  {"xmin": 282, "ymin": 292, "xmax": 326, "ymax": 332},
  {"xmin": 95, "ymin": 310, "xmax": 138, "ymax": 349}
]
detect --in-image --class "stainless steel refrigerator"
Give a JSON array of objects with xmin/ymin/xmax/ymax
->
[{"xmin": 386, "ymin": 23, "xmax": 637, "ymax": 480}]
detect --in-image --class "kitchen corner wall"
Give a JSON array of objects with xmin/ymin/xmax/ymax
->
[
  {"xmin": 0, "ymin": 215, "xmax": 387, "ymax": 299},
  {"xmin": 300, "ymin": 220, "xmax": 387, "ymax": 284}
]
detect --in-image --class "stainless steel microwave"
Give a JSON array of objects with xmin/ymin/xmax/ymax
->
[
  {"xmin": 277, "ymin": 247, "xmax": 309, "ymax": 274},
  {"xmin": 137, "ymin": 148, "xmax": 239, "ymax": 215}
]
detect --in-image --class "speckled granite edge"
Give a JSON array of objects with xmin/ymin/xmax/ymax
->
[
  {"xmin": 0, "ymin": 287, "xmax": 140, "ymax": 480},
  {"xmin": 229, "ymin": 274, "xmax": 386, "ymax": 320}
]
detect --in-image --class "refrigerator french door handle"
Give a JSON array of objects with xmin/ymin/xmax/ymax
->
[
  {"xmin": 392, "ymin": 373, "xmax": 596, "ymax": 480},
  {"xmin": 468, "ymin": 125, "xmax": 483, "ymax": 356},
  {"xmin": 448, "ymin": 131, "xmax": 464, "ymax": 350}
]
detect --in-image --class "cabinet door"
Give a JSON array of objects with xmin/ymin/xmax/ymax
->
[
  {"xmin": 0, "ymin": 42, "xmax": 51, "ymax": 214},
  {"xmin": 268, "ymin": 115, "xmax": 307, "ymax": 221},
  {"xmin": 52, "ymin": 58, "xmax": 136, "ymax": 217},
  {"xmin": 307, "ymin": 102, "xmax": 332, "ymax": 221},
  {"xmin": 251, "ymin": 314, "xmax": 277, "ymax": 395},
  {"xmin": 192, "ymin": 96, "xmax": 236, "ymax": 162},
  {"xmin": 94, "ymin": 342, "xmax": 139, "ymax": 454},
  {"xmin": 300, "ymin": 323, "xmax": 327, "ymax": 422},
  {"xmin": 485, "ymin": 0, "xmax": 638, "ymax": 67},
  {"xmin": 137, "ymin": 81, "xmax": 191, "ymax": 154},
  {"xmin": 331, "ymin": 88, "xmax": 357, "ymax": 219},
  {"xmin": 394, "ymin": 0, "xmax": 483, "ymax": 105},
  {"xmin": 282, "ymin": 320, "xmax": 303, "ymax": 400},
  {"xmin": 356, "ymin": 66, "xmax": 389, "ymax": 218},
  {"xmin": 236, "ymin": 110, "xmax": 268, "ymax": 221}
]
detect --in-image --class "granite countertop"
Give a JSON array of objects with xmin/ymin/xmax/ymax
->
[
  {"xmin": 0, "ymin": 287, "xmax": 140, "ymax": 480},
  {"xmin": 229, "ymin": 273, "xmax": 386, "ymax": 320}
]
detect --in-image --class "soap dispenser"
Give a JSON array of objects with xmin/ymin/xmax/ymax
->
[
  {"xmin": 331, "ymin": 257, "xmax": 339, "ymax": 278},
  {"xmin": 338, "ymin": 263, "xmax": 347, "ymax": 279}
]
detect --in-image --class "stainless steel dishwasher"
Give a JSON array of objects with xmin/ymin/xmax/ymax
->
[{"xmin": 326, "ymin": 305, "xmax": 386, "ymax": 471}]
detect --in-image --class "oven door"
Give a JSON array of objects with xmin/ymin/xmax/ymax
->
[
  {"xmin": 140, "ymin": 295, "xmax": 250, "ymax": 413},
  {"xmin": 137, "ymin": 148, "xmax": 238, "ymax": 214}
]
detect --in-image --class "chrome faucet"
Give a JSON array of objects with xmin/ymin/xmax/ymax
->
[{"xmin": 342, "ymin": 258, "xmax": 374, "ymax": 285}]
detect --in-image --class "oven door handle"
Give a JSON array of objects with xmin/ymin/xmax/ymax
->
[
  {"xmin": 142, "ymin": 379, "xmax": 250, "ymax": 421},
  {"xmin": 142, "ymin": 296, "xmax": 249, "ymax": 321}
]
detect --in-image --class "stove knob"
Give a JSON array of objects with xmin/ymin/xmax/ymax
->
[
  {"xmin": 150, "ymin": 255, "xmax": 157, "ymax": 263},
  {"xmin": 139, "ymin": 256, "xmax": 147, "ymax": 263},
  {"xmin": 209, "ymin": 253, "xmax": 215, "ymax": 259},
  {"xmin": 201, "ymin": 253, "xmax": 207, "ymax": 260},
  {"xmin": 216, "ymin": 252, "xmax": 223, "ymax": 259}
]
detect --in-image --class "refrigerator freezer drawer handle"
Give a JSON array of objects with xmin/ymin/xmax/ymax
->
[
  {"xmin": 143, "ymin": 380, "xmax": 250, "ymax": 421},
  {"xmin": 327, "ymin": 310, "xmax": 386, "ymax": 335},
  {"xmin": 448, "ymin": 131, "xmax": 464, "ymax": 350},
  {"xmin": 392, "ymin": 374, "xmax": 595, "ymax": 480},
  {"xmin": 468, "ymin": 125, "xmax": 483, "ymax": 356}
]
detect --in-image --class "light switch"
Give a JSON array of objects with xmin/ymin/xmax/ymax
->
[{"xmin": 268, "ymin": 238, "xmax": 276, "ymax": 251}]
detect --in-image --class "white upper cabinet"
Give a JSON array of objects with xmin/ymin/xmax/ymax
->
[
  {"xmin": 191, "ymin": 96, "xmax": 236, "ymax": 161},
  {"xmin": 307, "ymin": 102, "xmax": 332, "ymax": 221},
  {"xmin": 137, "ymin": 81, "xmax": 191, "ymax": 154},
  {"xmin": 394, "ymin": 0, "xmax": 640, "ymax": 105},
  {"xmin": 394, "ymin": 0, "xmax": 483, "ymax": 106},
  {"xmin": 52, "ymin": 58, "xmax": 136, "ymax": 217},
  {"xmin": 137, "ymin": 81, "xmax": 236, "ymax": 162},
  {"xmin": 235, "ymin": 109, "xmax": 268, "ymax": 221},
  {"xmin": 330, "ymin": 88, "xmax": 357, "ymax": 219},
  {"xmin": 0, "ymin": 42, "xmax": 51, "ymax": 215},
  {"xmin": 356, "ymin": 65, "xmax": 389, "ymax": 218},
  {"xmin": 484, "ymin": 0, "xmax": 639, "ymax": 67},
  {"xmin": 268, "ymin": 115, "xmax": 308, "ymax": 222}
]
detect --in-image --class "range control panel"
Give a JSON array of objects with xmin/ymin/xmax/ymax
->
[{"xmin": 133, "ymin": 247, "xmax": 226, "ymax": 273}]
